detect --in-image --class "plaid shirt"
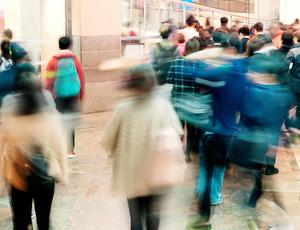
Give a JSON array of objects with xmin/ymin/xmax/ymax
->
[
  {"xmin": 167, "ymin": 58, "xmax": 211, "ymax": 119},
  {"xmin": 167, "ymin": 58, "xmax": 209, "ymax": 100}
]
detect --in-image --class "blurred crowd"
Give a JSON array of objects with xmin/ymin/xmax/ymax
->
[
  {"xmin": 106, "ymin": 15, "xmax": 300, "ymax": 229},
  {"xmin": 0, "ymin": 31, "xmax": 84, "ymax": 229},
  {"xmin": 1, "ymin": 13, "xmax": 300, "ymax": 230}
]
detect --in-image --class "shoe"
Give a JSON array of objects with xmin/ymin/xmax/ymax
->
[
  {"xmin": 185, "ymin": 154, "xmax": 192, "ymax": 163},
  {"xmin": 186, "ymin": 215, "xmax": 211, "ymax": 230},
  {"xmin": 265, "ymin": 166, "xmax": 279, "ymax": 175},
  {"xmin": 211, "ymin": 196, "xmax": 223, "ymax": 206},
  {"xmin": 68, "ymin": 152, "xmax": 76, "ymax": 159}
]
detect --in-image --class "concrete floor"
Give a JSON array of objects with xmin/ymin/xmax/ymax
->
[{"xmin": 1, "ymin": 112, "xmax": 300, "ymax": 230}]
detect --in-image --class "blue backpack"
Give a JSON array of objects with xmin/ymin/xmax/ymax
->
[{"xmin": 55, "ymin": 57, "xmax": 81, "ymax": 98}]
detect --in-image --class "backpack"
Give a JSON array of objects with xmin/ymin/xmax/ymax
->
[
  {"xmin": 155, "ymin": 43, "xmax": 178, "ymax": 85},
  {"xmin": 55, "ymin": 57, "xmax": 81, "ymax": 98}
]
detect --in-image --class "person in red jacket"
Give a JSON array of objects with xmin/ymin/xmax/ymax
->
[{"xmin": 45, "ymin": 36, "xmax": 85, "ymax": 158}]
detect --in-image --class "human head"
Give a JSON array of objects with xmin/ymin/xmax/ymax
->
[
  {"xmin": 220, "ymin": 17, "xmax": 229, "ymax": 26},
  {"xmin": 10, "ymin": 43, "xmax": 28, "ymax": 63},
  {"xmin": 185, "ymin": 38, "xmax": 200, "ymax": 55},
  {"xmin": 246, "ymin": 39, "xmax": 265, "ymax": 57},
  {"xmin": 294, "ymin": 30, "xmax": 300, "ymax": 43},
  {"xmin": 238, "ymin": 26, "xmax": 250, "ymax": 37},
  {"xmin": 186, "ymin": 15, "xmax": 197, "ymax": 27},
  {"xmin": 177, "ymin": 33, "xmax": 185, "ymax": 44},
  {"xmin": 269, "ymin": 22, "xmax": 283, "ymax": 37},
  {"xmin": 253, "ymin": 22, "xmax": 264, "ymax": 35},
  {"xmin": 159, "ymin": 25, "xmax": 172, "ymax": 39},
  {"xmin": 1, "ymin": 40, "xmax": 11, "ymax": 59},
  {"xmin": 125, "ymin": 64, "xmax": 156, "ymax": 93},
  {"xmin": 14, "ymin": 63, "xmax": 47, "ymax": 115},
  {"xmin": 3, "ymin": 29, "xmax": 13, "ymax": 41},
  {"xmin": 281, "ymin": 32, "xmax": 294, "ymax": 46},
  {"xmin": 213, "ymin": 31, "xmax": 229, "ymax": 47},
  {"xmin": 59, "ymin": 36, "xmax": 72, "ymax": 50}
]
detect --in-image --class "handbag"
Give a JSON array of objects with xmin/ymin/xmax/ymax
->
[{"xmin": 149, "ymin": 128, "xmax": 186, "ymax": 190}]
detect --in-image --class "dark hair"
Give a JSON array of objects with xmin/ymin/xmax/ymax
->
[
  {"xmin": 220, "ymin": 17, "xmax": 229, "ymax": 25},
  {"xmin": 185, "ymin": 38, "xmax": 200, "ymax": 55},
  {"xmin": 186, "ymin": 15, "xmax": 196, "ymax": 27},
  {"xmin": 15, "ymin": 69, "xmax": 47, "ymax": 115},
  {"xmin": 253, "ymin": 22, "xmax": 264, "ymax": 32},
  {"xmin": 59, "ymin": 36, "xmax": 72, "ymax": 50},
  {"xmin": 282, "ymin": 32, "xmax": 294, "ymax": 46},
  {"xmin": 177, "ymin": 33, "xmax": 185, "ymax": 44},
  {"xmin": 238, "ymin": 26, "xmax": 250, "ymax": 36},
  {"xmin": 3, "ymin": 29, "xmax": 13, "ymax": 40},
  {"xmin": 1, "ymin": 40, "xmax": 11, "ymax": 59},
  {"xmin": 160, "ymin": 25, "xmax": 172, "ymax": 39},
  {"xmin": 126, "ymin": 64, "xmax": 156, "ymax": 92}
]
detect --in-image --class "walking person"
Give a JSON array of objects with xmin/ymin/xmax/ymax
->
[
  {"xmin": 0, "ymin": 64, "xmax": 68, "ymax": 230},
  {"xmin": 151, "ymin": 24, "xmax": 179, "ymax": 85},
  {"xmin": 45, "ymin": 36, "xmax": 85, "ymax": 158},
  {"xmin": 101, "ymin": 64, "xmax": 184, "ymax": 230}
]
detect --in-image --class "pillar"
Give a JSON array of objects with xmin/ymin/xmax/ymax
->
[{"xmin": 74, "ymin": 0, "xmax": 122, "ymax": 113}]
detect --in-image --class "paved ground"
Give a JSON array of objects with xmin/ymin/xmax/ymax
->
[{"xmin": 1, "ymin": 112, "xmax": 300, "ymax": 229}]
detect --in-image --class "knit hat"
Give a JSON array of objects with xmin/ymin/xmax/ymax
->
[{"xmin": 10, "ymin": 42, "xmax": 27, "ymax": 61}]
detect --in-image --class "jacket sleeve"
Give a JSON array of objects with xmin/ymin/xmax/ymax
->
[
  {"xmin": 45, "ymin": 58, "xmax": 57, "ymax": 95},
  {"xmin": 73, "ymin": 56, "xmax": 85, "ymax": 101},
  {"xmin": 101, "ymin": 106, "xmax": 122, "ymax": 157}
]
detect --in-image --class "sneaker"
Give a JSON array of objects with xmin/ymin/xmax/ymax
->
[
  {"xmin": 68, "ymin": 152, "xmax": 76, "ymax": 159},
  {"xmin": 211, "ymin": 196, "xmax": 223, "ymax": 206},
  {"xmin": 186, "ymin": 215, "xmax": 211, "ymax": 230},
  {"xmin": 265, "ymin": 166, "xmax": 279, "ymax": 175}
]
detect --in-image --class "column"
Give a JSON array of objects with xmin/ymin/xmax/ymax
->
[
  {"xmin": 4, "ymin": 0, "xmax": 41, "ymax": 67},
  {"xmin": 76, "ymin": 0, "xmax": 122, "ymax": 113}
]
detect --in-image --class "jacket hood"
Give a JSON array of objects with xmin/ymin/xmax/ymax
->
[{"xmin": 53, "ymin": 50, "xmax": 75, "ymax": 59}]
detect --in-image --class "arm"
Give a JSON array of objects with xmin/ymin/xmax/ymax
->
[
  {"xmin": 73, "ymin": 56, "xmax": 85, "ymax": 101},
  {"xmin": 45, "ymin": 58, "xmax": 57, "ymax": 95}
]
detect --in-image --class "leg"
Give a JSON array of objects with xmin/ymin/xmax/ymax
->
[
  {"xmin": 145, "ymin": 196, "xmax": 160, "ymax": 230},
  {"xmin": 32, "ymin": 176, "xmax": 55, "ymax": 230},
  {"xmin": 210, "ymin": 164, "xmax": 226, "ymax": 205},
  {"xmin": 186, "ymin": 123, "xmax": 196, "ymax": 157},
  {"xmin": 248, "ymin": 169, "xmax": 263, "ymax": 208},
  {"xmin": 9, "ymin": 186, "xmax": 33, "ymax": 230},
  {"xmin": 127, "ymin": 197, "xmax": 143, "ymax": 230},
  {"xmin": 197, "ymin": 134, "xmax": 216, "ymax": 221}
]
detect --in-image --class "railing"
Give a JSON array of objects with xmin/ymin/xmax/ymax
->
[{"xmin": 121, "ymin": 0, "xmax": 277, "ymax": 38}]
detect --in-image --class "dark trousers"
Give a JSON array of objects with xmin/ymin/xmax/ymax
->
[
  {"xmin": 10, "ymin": 175, "xmax": 55, "ymax": 230},
  {"xmin": 127, "ymin": 195, "xmax": 160, "ymax": 230},
  {"xmin": 180, "ymin": 120, "xmax": 202, "ymax": 156},
  {"xmin": 248, "ymin": 169, "xmax": 263, "ymax": 207},
  {"xmin": 199, "ymin": 133, "xmax": 231, "ymax": 221}
]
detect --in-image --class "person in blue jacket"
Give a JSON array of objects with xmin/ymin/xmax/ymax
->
[{"xmin": 0, "ymin": 43, "xmax": 30, "ymax": 106}]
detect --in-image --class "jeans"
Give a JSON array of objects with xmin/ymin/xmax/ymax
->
[
  {"xmin": 197, "ymin": 150, "xmax": 226, "ymax": 204},
  {"xmin": 9, "ymin": 174, "xmax": 55, "ymax": 230},
  {"xmin": 127, "ymin": 195, "xmax": 160, "ymax": 230},
  {"xmin": 197, "ymin": 133, "xmax": 231, "ymax": 220}
]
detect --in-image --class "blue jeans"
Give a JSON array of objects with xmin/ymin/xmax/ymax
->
[
  {"xmin": 196, "ymin": 133, "xmax": 231, "ymax": 220},
  {"xmin": 197, "ymin": 145, "xmax": 226, "ymax": 204}
]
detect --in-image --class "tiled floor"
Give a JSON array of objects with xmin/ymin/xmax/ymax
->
[{"xmin": 1, "ymin": 112, "xmax": 300, "ymax": 229}]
